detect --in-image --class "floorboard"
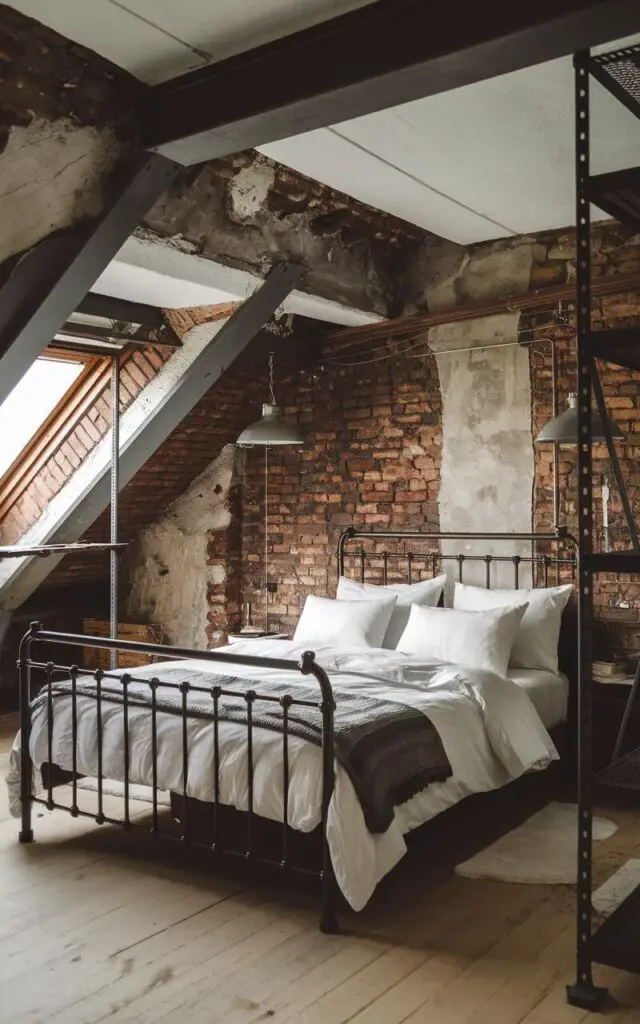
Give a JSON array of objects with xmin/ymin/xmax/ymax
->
[{"xmin": 1, "ymin": 714, "xmax": 639, "ymax": 1023}]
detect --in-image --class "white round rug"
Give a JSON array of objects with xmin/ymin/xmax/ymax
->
[{"xmin": 455, "ymin": 802, "xmax": 617, "ymax": 884}]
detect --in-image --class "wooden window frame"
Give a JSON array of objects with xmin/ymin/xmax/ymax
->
[{"xmin": 0, "ymin": 350, "xmax": 132, "ymax": 522}]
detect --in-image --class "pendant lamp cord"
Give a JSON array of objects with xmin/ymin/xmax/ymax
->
[
  {"xmin": 268, "ymin": 351, "xmax": 277, "ymax": 405},
  {"xmin": 264, "ymin": 444, "xmax": 269, "ymax": 632},
  {"xmin": 265, "ymin": 348, "xmax": 274, "ymax": 631}
]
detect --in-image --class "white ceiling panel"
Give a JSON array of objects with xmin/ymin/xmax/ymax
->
[
  {"xmin": 259, "ymin": 129, "xmax": 512, "ymax": 244},
  {"xmin": 118, "ymin": 0, "xmax": 375, "ymax": 71},
  {"xmin": 262, "ymin": 41, "xmax": 640, "ymax": 244},
  {"xmin": 7, "ymin": 0, "xmax": 375, "ymax": 83},
  {"xmin": 8, "ymin": 0, "xmax": 207, "ymax": 82}
]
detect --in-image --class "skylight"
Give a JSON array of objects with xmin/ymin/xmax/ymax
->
[{"xmin": 0, "ymin": 357, "xmax": 84, "ymax": 478}]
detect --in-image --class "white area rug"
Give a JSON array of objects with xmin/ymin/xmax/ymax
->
[
  {"xmin": 593, "ymin": 859, "xmax": 640, "ymax": 918},
  {"xmin": 76, "ymin": 777, "xmax": 171, "ymax": 807},
  {"xmin": 455, "ymin": 803, "xmax": 618, "ymax": 884}
]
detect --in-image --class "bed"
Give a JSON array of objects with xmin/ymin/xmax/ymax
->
[{"xmin": 6, "ymin": 528, "xmax": 577, "ymax": 930}]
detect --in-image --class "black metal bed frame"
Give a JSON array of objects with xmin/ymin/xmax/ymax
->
[
  {"xmin": 17, "ymin": 625, "xmax": 339, "ymax": 933},
  {"xmin": 338, "ymin": 526, "xmax": 576, "ymax": 589},
  {"xmin": 17, "ymin": 527, "xmax": 576, "ymax": 934}
]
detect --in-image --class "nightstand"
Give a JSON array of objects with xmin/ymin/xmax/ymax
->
[{"xmin": 593, "ymin": 678, "xmax": 640, "ymax": 772}]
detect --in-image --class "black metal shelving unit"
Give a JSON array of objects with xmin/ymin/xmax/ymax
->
[{"xmin": 568, "ymin": 43, "xmax": 640, "ymax": 1012}]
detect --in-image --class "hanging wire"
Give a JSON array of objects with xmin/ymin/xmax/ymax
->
[
  {"xmin": 268, "ymin": 351, "xmax": 277, "ymax": 404},
  {"xmin": 264, "ymin": 446, "xmax": 269, "ymax": 632},
  {"xmin": 320, "ymin": 302, "xmax": 573, "ymax": 368}
]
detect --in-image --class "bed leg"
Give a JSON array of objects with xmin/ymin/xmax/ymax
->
[
  {"xmin": 320, "ymin": 859, "xmax": 339, "ymax": 934},
  {"xmin": 18, "ymin": 644, "xmax": 34, "ymax": 844}
]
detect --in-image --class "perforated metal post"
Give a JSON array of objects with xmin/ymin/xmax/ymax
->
[
  {"xmin": 566, "ymin": 50, "xmax": 607, "ymax": 1012},
  {"xmin": 110, "ymin": 354, "xmax": 120, "ymax": 671}
]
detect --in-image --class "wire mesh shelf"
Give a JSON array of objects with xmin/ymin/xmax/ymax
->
[{"xmin": 591, "ymin": 44, "xmax": 640, "ymax": 119}]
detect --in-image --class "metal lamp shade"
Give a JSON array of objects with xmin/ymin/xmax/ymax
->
[
  {"xmin": 236, "ymin": 403, "xmax": 304, "ymax": 446},
  {"xmin": 536, "ymin": 393, "xmax": 624, "ymax": 444}
]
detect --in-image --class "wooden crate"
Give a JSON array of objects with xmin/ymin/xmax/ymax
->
[{"xmin": 82, "ymin": 620, "xmax": 166, "ymax": 670}]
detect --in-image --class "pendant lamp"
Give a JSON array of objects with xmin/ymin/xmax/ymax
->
[
  {"xmin": 536, "ymin": 392, "xmax": 624, "ymax": 444},
  {"xmin": 237, "ymin": 352, "xmax": 303, "ymax": 447},
  {"xmin": 236, "ymin": 352, "xmax": 303, "ymax": 635}
]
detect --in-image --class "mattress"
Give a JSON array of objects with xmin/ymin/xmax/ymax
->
[{"xmin": 507, "ymin": 668, "xmax": 569, "ymax": 730}]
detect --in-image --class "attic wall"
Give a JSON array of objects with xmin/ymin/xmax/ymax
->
[
  {"xmin": 0, "ymin": 4, "xmax": 140, "ymax": 268},
  {"xmin": 122, "ymin": 220, "xmax": 640, "ymax": 663}
]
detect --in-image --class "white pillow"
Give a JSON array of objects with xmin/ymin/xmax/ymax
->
[
  {"xmin": 293, "ymin": 594, "xmax": 397, "ymax": 650},
  {"xmin": 453, "ymin": 582, "xmax": 573, "ymax": 674},
  {"xmin": 336, "ymin": 575, "xmax": 447, "ymax": 649},
  {"xmin": 396, "ymin": 603, "xmax": 528, "ymax": 677}
]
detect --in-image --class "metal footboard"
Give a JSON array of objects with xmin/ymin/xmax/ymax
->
[{"xmin": 17, "ymin": 622, "xmax": 338, "ymax": 933}]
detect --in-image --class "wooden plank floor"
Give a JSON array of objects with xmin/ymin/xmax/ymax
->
[{"xmin": 1, "ymin": 714, "xmax": 640, "ymax": 1023}]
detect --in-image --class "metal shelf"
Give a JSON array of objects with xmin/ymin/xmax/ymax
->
[
  {"xmin": 589, "ymin": 166, "xmax": 640, "ymax": 232},
  {"xmin": 586, "ymin": 551, "xmax": 640, "ymax": 573},
  {"xmin": 590, "ymin": 45, "xmax": 640, "ymax": 122},
  {"xmin": 0, "ymin": 543, "xmax": 127, "ymax": 560},
  {"xmin": 590, "ymin": 883, "xmax": 640, "ymax": 975},
  {"xmin": 587, "ymin": 328, "xmax": 640, "ymax": 370},
  {"xmin": 597, "ymin": 747, "xmax": 640, "ymax": 791}
]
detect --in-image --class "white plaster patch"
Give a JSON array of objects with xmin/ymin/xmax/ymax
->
[
  {"xmin": 0, "ymin": 117, "xmax": 121, "ymax": 264},
  {"xmin": 455, "ymin": 240, "xmax": 538, "ymax": 305},
  {"xmin": 430, "ymin": 313, "xmax": 535, "ymax": 590},
  {"xmin": 228, "ymin": 160, "xmax": 276, "ymax": 225},
  {"xmin": 126, "ymin": 445, "xmax": 237, "ymax": 649},
  {"xmin": 420, "ymin": 238, "xmax": 537, "ymax": 312}
]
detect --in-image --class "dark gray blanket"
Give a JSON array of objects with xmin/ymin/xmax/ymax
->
[{"xmin": 33, "ymin": 668, "xmax": 452, "ymax": 833}]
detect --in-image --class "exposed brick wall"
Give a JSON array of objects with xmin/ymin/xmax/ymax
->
[
  {"xmin": 237, "ymin": 224, "xmax": 640, "ymax": 655},
  {"xmin": 240, "ymin": 338, "xmax": 443, "ymax": 633},
  {"xmin": 530, "ymin": 311, "xmax": 640, "ymax": 659},
  {"xmin": 0, "ymin": 4, "xmax": 140, "ymax": 155},
  {"xmin": 20, "ymin": 223, "xmax": 640, "ymax": 666}
]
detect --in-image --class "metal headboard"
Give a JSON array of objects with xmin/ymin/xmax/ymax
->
[{"xmin": 337, "ymin": 528, "xmax": 577, "ymax": 590}]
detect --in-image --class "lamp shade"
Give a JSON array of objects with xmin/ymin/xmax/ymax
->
[
  {"xmin": 535, "ymin": 392, "xmax": 624, "ymax": 444},
  {"xmin": 236, "ymin": 403, "xmax": 304, "ymax": 446}
]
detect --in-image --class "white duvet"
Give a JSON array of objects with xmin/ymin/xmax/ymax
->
[{"xmin": 6, "ymin": 639, "xmax": 558, "ymax": 911}]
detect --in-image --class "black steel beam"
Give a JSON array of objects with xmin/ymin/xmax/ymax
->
[
  {"xmin": 146, "ymin": 0, "xmax": 640, "ymax": 165},
  {"xmin": 56, "ymin": 321, "xmax": 182, "ymax": 349},
  {"xmin": 75, "ymin": 293, "xmax": 166, "ymax": 329},
  {"xmin": 0, "ymin": 153, "xmax": 178, "ymax": 407}
]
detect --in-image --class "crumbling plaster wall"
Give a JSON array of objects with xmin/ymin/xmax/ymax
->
[
  {"xmin": 419, "ymin": 238, "xmax": 538, "ymax": 584},
  {"xmin": 0, "ymin": 4, "xmax": 140, "ymax": 266},
  {"xmin": 125, "ymin": 444, "xmax": 237, "ymax": 649},
  {"xmin": 142, "ymin": 151, "xmax": 424, "ymax": 317}
]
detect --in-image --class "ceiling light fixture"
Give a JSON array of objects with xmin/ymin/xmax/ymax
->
[
  {"xmin": 237, "ymin": 352, "xmax": 304, "ymax": 447},
  {"xmin": 535, "ymin": 392, "xmax": 624, "ymax": 444},
  {"xmin": 236, "ymin": 352, "xmax": 304, "ymax": 636}
]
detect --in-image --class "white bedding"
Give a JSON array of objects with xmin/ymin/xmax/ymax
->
[
  {"xmin": 507, "ymin": 668, "xmax": 569, "ymax": 730},
  {"xmin": 6, "ymin": 639, "xmax": 558, "ymax": 911}
]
